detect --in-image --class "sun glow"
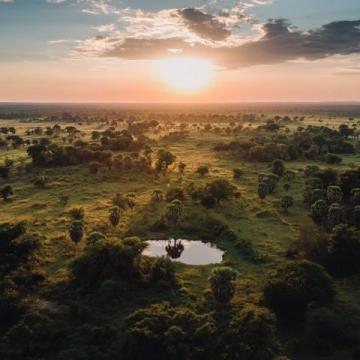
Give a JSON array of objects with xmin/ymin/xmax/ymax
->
[{"xmin": 155, "ymin": 57, "xmax": 214, "ymax": 92}]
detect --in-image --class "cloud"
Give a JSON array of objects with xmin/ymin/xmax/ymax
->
[
  {"xmin": 78, "ymin": 18, "xmax": 360, "ymax": 69},
  {"xmin": 0, "ymin": 0, "xmax": 14, "ymax": 2},
  {"xmin": 178, "ymin": 8, "xmax": 231, "ymax": 41}
]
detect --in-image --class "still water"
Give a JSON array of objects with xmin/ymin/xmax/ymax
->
[{"xmin": 143, "ymin": 239, "xmax": 224, "ymax": 265}]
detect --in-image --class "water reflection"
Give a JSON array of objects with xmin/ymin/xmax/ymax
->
[
  {"xmin": 165, "ymin": 239, "xmax": 184, "ymax": 259},
  {"xmin": 143, "ymin": 239, "xmax": 224, "ymax": 265}
]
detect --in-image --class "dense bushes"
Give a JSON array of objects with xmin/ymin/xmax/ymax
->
[
  {"xmin": 263, "ymin": 260, "xmax": 335, "ymax": 319},
  {"xmin": 123, "ymin": 302, "xmax": 216, "ymax": 360},
  {"xmin": 214, "ymin": 124, "xmax": 355, "ymax": 163}
]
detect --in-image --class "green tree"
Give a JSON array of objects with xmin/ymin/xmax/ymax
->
[
  {"xmin": 209, "ymin": 267, "xmax": 237, "ymax": 303},
  {"xmin": 326, "ymin": 186, "xmax": 343, "ymax": 204},
  {"xmin": 311, "ymin": 200, "xmax": 328, "ymax": 225},
  {"xmin": 281, "ymin": 195, "xmax": 294, "ymax": 213},
  {"xmin": 263, "ymin": 260, "xmax": 335, "ymax": 318},
  {"xmin": 69, "ymin": 220, "xmax": 84, "ymax": 247},
  {"xmin": 109, "ymin": 206, "xmax": 121, "ymax": 227}
]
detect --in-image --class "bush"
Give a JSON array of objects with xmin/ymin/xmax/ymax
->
[
  {"xmin": 200, "ymin": 195, "xmax": 217, "ymax": 209},
  {"xmin": 123, "ymin": 302, "xmax": 215, "ymax": 360},
  {"xmin": 221, "ymin": 304, "xmax": 283, "ymax": 360},
  {"xmin": 263, "ymin": 260, "xmax": 335, "ymax": 319},
  {"xmin": 304, "ymin": 307, "xmax": 357, "ymax": 355},
  {"xmin": 165, "ymin": 187, "xmax": 185, "ymax": 202}
]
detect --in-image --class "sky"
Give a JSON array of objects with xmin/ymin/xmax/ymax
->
[{"xmin": 0, "ymin": 0, "xmax": 360, "ymax": 102}]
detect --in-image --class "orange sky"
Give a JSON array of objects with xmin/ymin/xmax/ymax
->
[{"xmin": 1, "ymin": 56, "xmax": 359, "ymax": 103}]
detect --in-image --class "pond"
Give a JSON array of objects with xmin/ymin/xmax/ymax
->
[{"xmin": 143, "ymin": 239, "xmax": 224, "ymax": 265}]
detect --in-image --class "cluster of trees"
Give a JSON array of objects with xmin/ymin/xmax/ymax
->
[
  {"xmin": 303, "ymin": 167, "xmax": 360, "ymax": 230},
  {"xmin": 0, "ymin": 222, "xmax": 43, "ymax": 337},
  {"xmin": 214, "ymin": 124, "xmax": 356, "ymax": 163}
]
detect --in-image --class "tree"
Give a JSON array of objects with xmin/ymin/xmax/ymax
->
[
  {"xmin": 272, "ymin": 159, "xmax": 285, "ymax": 177},
  {"xmin": 69, "ymin": 220, "xmax": 84, "ymax": 247},
  {"xmin": 351, "ymin": 188, "xmax": 360, "ymax": 206},
  {"xmin": 209, "ymin": 267, "xmax": 237, "ymax": 303},
  {"xmin": 311, "ymin": 200, "xmax": 328, "ymax": 226},
  {"xmin": 281, "ymin": 195, "xmax": 294, "ymax": 213},
  {"xmin": 221, "ymin": 304, "xmax": 283, "ymax": 360},
  {"xmin": 69, "ymin": 207, "xmax": 85, "ymax": 220},
  {"xmin": 123, "ymin": 302, "xmax": 215, "ymax": 360},
  {"xmin": 263, "ymin": 260, "xmax": 335, "ymax": 318},
  {"xmin": 206, "ymin": 179, "xmax": 235, "ymax": 204},
  {"xmin": 326, "ymin": 224, "xmax": 360, "ymax": 276},
  {"xmin": 1, "ymin": 185, "xmax": 13, "ymax": 201},
  {"xmin": 71, "ymin": 237, "xmax": 147, "ymax": 289},
  {"xmin": 109, "ymin": 206, "xmax": 121, "ymax": 227},
  {"xmin": 165, "ymin": 199, "xmax": 183, "ymax": 228},
  {"xmin": 258, "ymin": 182, "xmax": 268, "ymax": 199},
  {"xmin": 326, "ymin": 186, "xmax": 343, "ymax": 204},
  {"xmin": 327, "ymin": 203, "xmax": 344, "ymax": 229},
  {"xmin": 196, "ymin": 165, "xmax": 209, "ymax": 176},
  {"xmin": 156, "ymin": 149, "xmax": 176, "ymax": 174}
]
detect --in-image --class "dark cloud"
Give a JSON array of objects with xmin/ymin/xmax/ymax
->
[
  {"xmin": 178, "ymin": 8, "xmax": 231, "ymax": 41},
  {"xmin": 101, "ymin": 18, "xmax": 360, "ymax": 68}
]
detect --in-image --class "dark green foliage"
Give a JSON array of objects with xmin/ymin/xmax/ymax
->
[
  {"xmin": 304, "ymin": 307, "xmax": 358, "ymax": 355},
  {"xmin": 326, "ymin": 225, "xmax": 360, "ymax": 276},
  {"xmin": 156, "ymin": 149, "xmax": 176, "ymax": 173},
  {"xmin": 220, "ymin": 304, "xmax": 283, "ymax": 360},
  {"xmin": 71, "ymin": 237, "xmax": 146, "ymax": 291},
  {"xmin": 232, "ymin": 168, "xmax": 243, "ymax": 179},
  {"xmin": 205, "ymin": 179, "xmax": 236, "ymax": 204},
  {"xmin": 209, "ymin": 267, "xmax": 237, "ymax": 303},
  {"xmin": 280, "ymin": 195, "xmax": 294, "ymax": 213},
  {"xmin": 196, "ymin": 165, "xmax": 209, "ymax": 176},
  {"xmin": 86, "ymin": 231, "xmax": 106, "ymax": 246},
  {"xmin": 165, "ymin": 187, "xmax": 185, "ymax": 202},
  {"xmin": 340, "ymin": 169, "xmax": 360, "ymax": 198},
  {"xmin": 69, "ymin": 220, "xmax": 84, "ymax": 246},
  {"xmin": 109, "ymin": 206, "xmax": 121, "ymax": 227},
  {"xmin": 123, "ymin": 302, "xmax": 216, "ymax": 360},
  {"xmin": 201, "ymin": 194, "xmax": 217, "ymax": 208},
  {"xmin": 1, "ymin": 185, "xmax": 13, "ymax": 200},
  {"xmin": 272, "ymin": 159, "xmax": 285, "ymax": 177},
  {"xmin": 69, "ymin": 207, "xmax": 85, "ymax": 220},
  {"xmin": 311, "ymin": 200, "xmax": 328, "ymax": 225},
  {"xmin": 150, "ymin": 256, "xmax": 178, "ymax": 288},
  {"xmin": 263, "ymin": 260, "xmax": 335, "ymax": 319}
]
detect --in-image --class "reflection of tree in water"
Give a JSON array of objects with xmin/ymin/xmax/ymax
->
[{"xmin": 165, "ymin": 239, "xmax": 184, "ymax": 259}]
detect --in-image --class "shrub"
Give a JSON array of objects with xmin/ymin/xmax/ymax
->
[
  {"xmin": 165, "ymin": 187, "xmax": 185, "ymax": 202},
  {"xmin": 123, "ymin": 302, "xmax": 215, "ymax": 360},
  {"xmin": 196, "ymin": 165, "xmax": 209, "ymax": 176},
  {"xmin": 209, "ymin": 267, "xmax": 237, "ymax": 303},
  {"xmin": 304, "ymin": 307, "xmax": 357, "ymax": 355},
  {"xmin": 263, "ymin": 260, "xmax": 335, "ymax": 319},
  {"xmin": 221, "ymin": 304, "xmax": 283, "ymax": 360},
  {"xmin": 201, "ymin": 195, "xmax": 217, "ymax": 209}
]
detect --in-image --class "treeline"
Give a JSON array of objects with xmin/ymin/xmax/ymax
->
[{"xmin": 214, "ymin": 124, "xmax": 357, "ymax": 163}]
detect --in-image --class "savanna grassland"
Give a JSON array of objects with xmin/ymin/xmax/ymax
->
[{"xmin": 1, "ymin": 103, "xmax": 360, "ymax": 360}]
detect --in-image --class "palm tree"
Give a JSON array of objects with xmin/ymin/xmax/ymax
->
[
  {"xmin": 109, "ymin": 206, "xmax": 121, "ymax": 227},
  {"xmin": 209, "ymin": 267, "xmax": 237, "ymax": 304},
  {"xmin": 69, "ymin": 220, "xmax": 84, "ymax": 251}
]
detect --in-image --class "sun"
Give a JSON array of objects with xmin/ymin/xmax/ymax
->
[{"xmin": 155, "ymin": 57, "xmax": 214, "ymax": 93}]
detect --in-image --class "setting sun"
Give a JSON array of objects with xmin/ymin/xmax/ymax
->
[{"xmin": 155, "ymin": 58, "xmax": 214, "ymax": 93}]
